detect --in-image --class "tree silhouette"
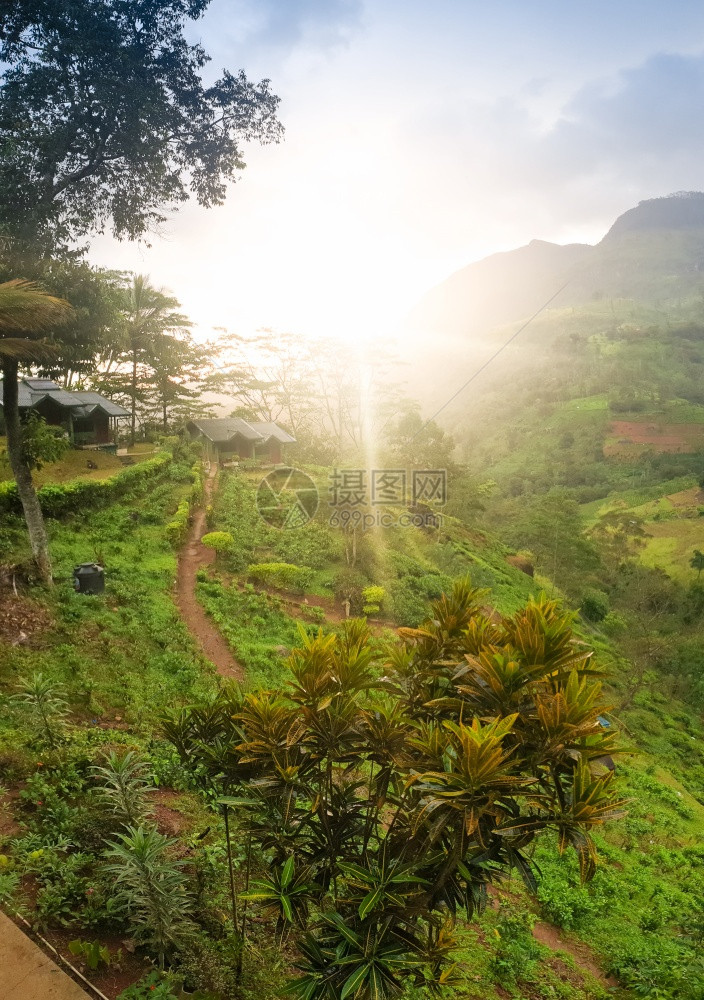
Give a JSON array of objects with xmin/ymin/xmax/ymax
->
[{"xmin": 690, "ymin": 549, "xmax": 704, "ymax": 580}]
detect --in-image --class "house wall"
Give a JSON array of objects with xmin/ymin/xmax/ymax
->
[
  {"xmin": 32, "ymin": 398, "xmax": 70, "ymax": 430},
  {"xmin": 218, "ymin": 435, "xmax": 255, "ymax": 462},
  {"xmin": 73, "ymin": 412, "xmax": 110, "ymax": 444},
  {"xmin": 256, "ymin": 440, "xmax": 282, "ymax": 464}
]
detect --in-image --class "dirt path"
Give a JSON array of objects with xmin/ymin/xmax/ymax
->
[
  {"xmin": 175, "ymin": 464, "xmax": 243, "ymax": 680},
  {"xmin": 0, "ymin": 912, "xmax": 90, "ymax": 1000},
  {"xmin": 532, "ymin": 920, "xmax": 618, "ymax": 988}
]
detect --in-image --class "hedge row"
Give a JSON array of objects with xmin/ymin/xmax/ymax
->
[
  {"xmin": 247, "ymin": 561, "xmax": 314, "ymax": 594},
  {"xmin": 165, "ymin": 461, "xmax": 204, "ymax": 548},
  {"xmin": 0, "ymin": 454, "xmax": 172, "ymax": 518}
]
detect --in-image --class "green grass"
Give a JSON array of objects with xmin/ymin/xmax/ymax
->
[
  {"xmin": 640, "ymin": 519, "xmax": 704, "ymax": 581},
  {"xmin": 195, "ymin": 579, "xmax": 302, "ymax": 689},
  {"xmin": 0, "ymin": 436, "xmax": 155, "ymax": 486},
  {"xmin": 0, "ymin": 462, "xmax": 217, "ymax": 731},
  {"xmin": 1, "ymin": 452, "xmax": 704, "ymax": 1000},
  {"xmin": 579, "ymin": 475, "xmax": 696, "ymax": 520},
  {"xmin": 561, "ymin": 394, "xmax": 610, "ymax": 411}
]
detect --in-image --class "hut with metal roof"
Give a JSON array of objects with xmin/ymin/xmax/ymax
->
[
  {"xmin": 0, "ymin": 378, "xmax": 129, "ymax": 446},
  {"xmin": 186, "ymin": 417, "xmax": 296, "ymax": 465}
]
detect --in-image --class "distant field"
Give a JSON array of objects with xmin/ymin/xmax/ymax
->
[
  {"xmin": 561, "ymin": 394, "xmax": 609, "ymax": 411},
  {"xmin": 581, "ymin": 475, "xmax": 704, "ymax": 580},
  {"xmin": 641, "ymin": 518, "xmax": 704, "ymax": 581},
  {"xmin": 605, "ymin": 419, "xmax": 704, "ymax": 456},
  {"xmin": 0, "ymin": 438, "xmax": 155, "ymax": 486}
]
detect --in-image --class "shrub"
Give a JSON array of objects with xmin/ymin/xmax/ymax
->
[
  {"xmin": 0, "ymin": 453, "xmax": 172, "ymax": 518},
  {"xmin": 91, "ymin": 751, "xmax": 155, "ymax": 829},
  {"xmin": 11, "ymin": 673, "xmax": 68, "ymax": 747},
  {"xmin": 116, "ymin": 971, "xmax": 178, "ymax": 999},
  {"xmin": 361, "ymin": 584, "xmax": 386, "ymax": 615},
  {"xmin": 201, "ymin": 531, "xmax": 235, "ymax": 555},
  {"xmin": 165, "ymin": 500, "xmax": 190, "ymax": 547},
  {"xmin": 332, "ymin": 568, "xmax": 368, "ymax": 614},
  {"xmin": 104, "ymin": 826, "xmax": 194, "ymax": 968},
  {"xmin": 247, "ymin": 562, "xmax": 313, "ymax": 594},
  {"xmin": 163, "ymin": 583, "xmax": 627, "ymax": 999},
  {"xmin": 580, "ymin": 587, "xmax": 610, "ymax": 622}
]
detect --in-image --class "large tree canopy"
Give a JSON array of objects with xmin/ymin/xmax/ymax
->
[{"xmin": 0, "ymin": 0, "xmax": 283, "ymax": 253}]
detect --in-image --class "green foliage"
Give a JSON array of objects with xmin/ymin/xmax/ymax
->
[
  {"xmin": 68, "ymin": 937, "xmax": 115, "ymax": 970},
  {"xmin": 91, "ymin": 750, "xmax": 155, "ymax": 828},
  {"xmin": 11, "ymin": 672, "xmax": 68, "ymax": 747},
  {"xmin": 247, "ymin": 562, "xmax": 314, "ymax": 594},
  {"xmin": 21, "ymin": 412, "xmax": 71, "ymax": 471},
  {"xmin": 104, "ymin": 825, "xmax": 194, "ymax": 968},
  {"xmin": 116, "ymin": 971, "xmax": 179, "ymax": 1000},
  {"xmin": 195, "ymin": 580, "xmax": 301, "ymax": 687},
  {"xmin": 361, "ymin": 584, "xmax": 386, "ymax": 615},
  {"xmin": 0, "ymin": 453, "xmax": 172, "ymax": 517},
  {"xmin": 332, "ymin": 567, "xmax": 368, "ymax": 614},
  {"xmin": 489, "ymin": 909, "xmax": 541, "ymax": 983},
  {"xmin": 201, "ymin": 531, "xmax": 235, "ymax": 553},
  {"xmin": 690, "ymin": 548, "xmax": 704, "ymax": 577},
  {"xmin": 580, "ymin": 588, "xmax": 610, "ymax": 622},
  {"xmin": 164, "ymin": 459, "xmax": 203, "ymax": 546},
  {"xmin": 165, "ymin": 499, "xmax": 191, "ymax": 547},
  {"xmin": 0, "ymin": 0, "xmax": 282, "ymax": 252},
  {"xmin": 164, "ymin": 582, "xmax": 626, "ymax": 998}
]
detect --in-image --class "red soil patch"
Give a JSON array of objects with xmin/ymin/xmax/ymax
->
[
  {"xmin": 152, "ymin": 788, "xmax": 189, "ymax": 837},
  {"xmin": 40, "ymin": 924, "xmax": 151, "ymax": 999},
  {"xmin": 174, "ymin": 465, "xmax": 243, "ymax": 680},
  {"xmin": 605, "ymin": 420, "xmax": 704, "ymax": 455},
  {"xmin": 667, "ymin": 486, "xmax": 704, "ymax": 507},
  {"xmin": 532, "ymin": 920, "xmax": 617, "ymax": 988},
  {"xmin": 0, "ymin": 592, "xmax": 52, "ymax": 647},
  {"xmin": 0, "ymin": 788, "xmax": 22, "ymax": 840},
  {"xmin": 507, "ymin": 554, "xmax": 535, "ymax": 577}
]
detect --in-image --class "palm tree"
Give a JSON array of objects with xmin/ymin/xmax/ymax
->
[
  {"xmin": 0, "ymin": 279, "xmax": 72, "ymax": 583},
  {"xmin": 119, "ymin": 275, "xmax": 191, "ymax": 445}
]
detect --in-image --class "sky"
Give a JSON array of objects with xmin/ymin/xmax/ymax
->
[{"xmin": 91, "ymin": 0, "xmax": 704, "ymax": 346}]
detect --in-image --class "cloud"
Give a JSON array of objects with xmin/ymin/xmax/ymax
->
[
  {"xmin": 546, "ymin": 52, "xmax": 704, "ymax": 174},
  {"xmin": 211, "ymin": 0, "xmax": 364, "ymax": 51}
]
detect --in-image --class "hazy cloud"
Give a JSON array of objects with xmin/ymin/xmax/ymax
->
[
  {"xmin": 212, "ymin": 0, "xmax": 364, "ymax": 50},
  {"xmin": 547, "ymin": 53, "xmax": 704, "ymax": 173}
]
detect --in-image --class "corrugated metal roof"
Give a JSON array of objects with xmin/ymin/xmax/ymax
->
[
  {"xmin": 249, "ymin": 421, "xmax": 297, "ymax": 444},
  {"xmin": 189, "ymin": 417, "xmax": 297, "ymax": 445},
  {"xmin": 24, "ymin": 378, "xmax": 60, "ymax": 390},
  {"xmin": 69, "ymin": 391, "xmax": 130, "ymax": 417},
  {"xmin": 0, "ymin": 380, "xmax": 130, "ymax": 416},
  {"xmin": 188, "ymin": 418, "xmax": 264, "ymax": 443}
]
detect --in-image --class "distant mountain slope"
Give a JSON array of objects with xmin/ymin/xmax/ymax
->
[
  {"xmin": 405, "ymin": 193, "xmax": 704, "ymax": 343},
  {"xmin": 407, "ymin": 239, "xmax": 591, "ymax": 341},
  {"xmin": 603, "ymin": 190, "xmax": 704, "ymax": 239}
]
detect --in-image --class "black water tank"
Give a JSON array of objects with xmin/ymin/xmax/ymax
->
[{"xmin": 73, "ymin": 563, "xmax": 105, "ymax": 594}]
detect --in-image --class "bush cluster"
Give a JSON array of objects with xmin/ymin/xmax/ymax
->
[
  {"xmin": 0, "ymin": 453, "xmax": 172, "ymax": 518},
  {"xmin": 247, "ymin": 561, "xmax": 313, "ymax": 594},
  {"xmin": 164, "ymin": 461, "xmax": 203, "ymax": 548}
]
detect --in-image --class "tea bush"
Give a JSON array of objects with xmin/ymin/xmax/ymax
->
[{"xmin": 246, "ymin": 561, "xmax": 313, "ymax": 593}]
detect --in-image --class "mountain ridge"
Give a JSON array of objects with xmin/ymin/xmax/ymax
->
[{"xmin": 405, "ymin": 193, "xmax": 704, "ymax": 343}]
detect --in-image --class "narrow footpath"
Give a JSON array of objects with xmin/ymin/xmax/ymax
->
[
  {"xmin": 175, "ymin": 463, "xmax": 243, "ymax": 680},
  {"xmin": 0, "ymin": 912, "xmax": 90, "ymax": 1000}
]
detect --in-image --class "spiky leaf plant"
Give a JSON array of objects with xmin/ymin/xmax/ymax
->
[
  {"xmin": 103, "ymin": 826, "xmax": 193, "ymax": 968},
  {"xmin": 91, "ymin": 750, "xmax": 155, "ymax": 828},
  {"xmin": 12, "ymin": 672, "xmax": 68, "ymax": 747}
]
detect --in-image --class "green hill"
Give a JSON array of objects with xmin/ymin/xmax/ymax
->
[{"xmin": 405, "ymin": 192, "xmax": 704, "ymax": 345}]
